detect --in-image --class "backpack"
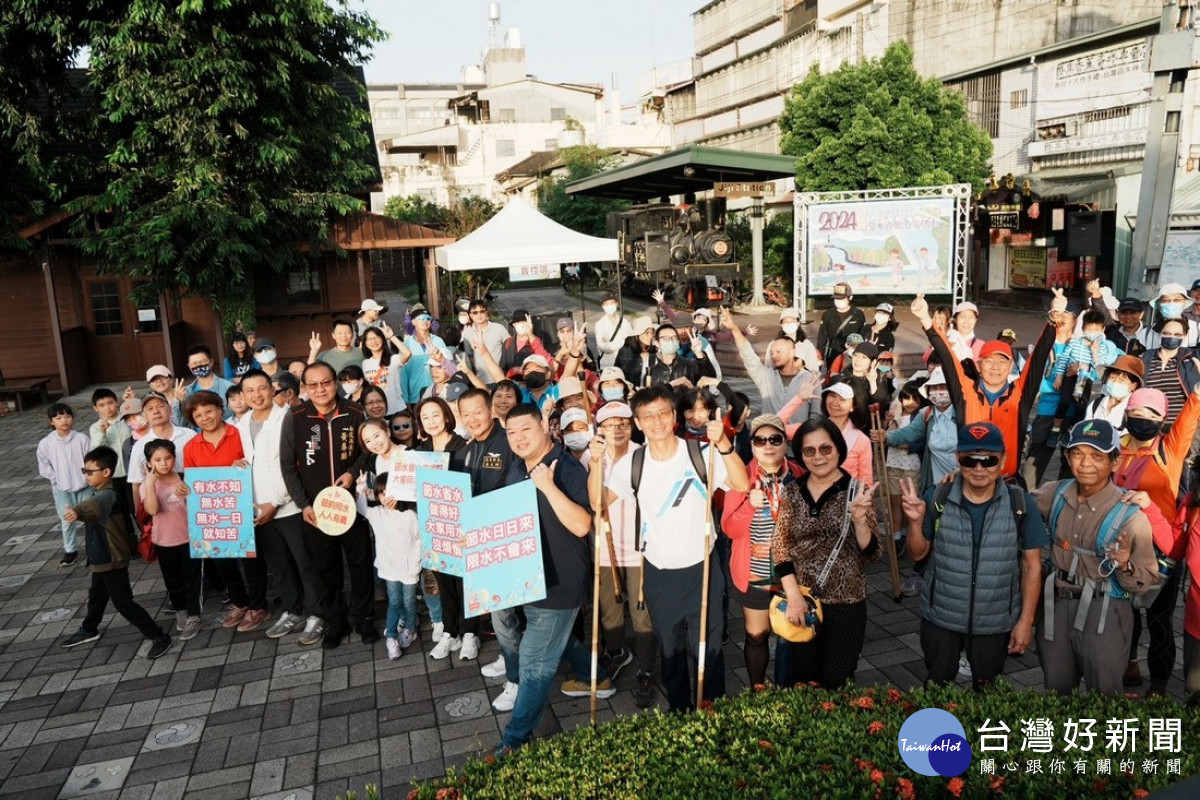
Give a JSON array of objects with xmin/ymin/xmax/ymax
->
[
  {"xmin": 930, "ymin": 478, "xmax": 1027, "ymax": 544},
  {"xmin": 630, "ymin": 438, "xmax": 708, "ymax": 552}
]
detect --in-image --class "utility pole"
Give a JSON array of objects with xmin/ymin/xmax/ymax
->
[{"xmin": 1126, "ymin": 1, "xmax": 1197, "ymax": 300}]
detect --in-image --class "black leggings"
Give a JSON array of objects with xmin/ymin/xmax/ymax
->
[
  {"xmin": 433, "ymin": 572, "xmax": 480, "ymax": 639},
  {"xmin": 156, "ymin": 543, "xmax": 201, "ymax": 615},
  {"xmin": 787, "ymin": 600, "xmax": 867, "ymax": 689},
  {"xmin": 82, "ymin": 568, "xmax": 163, "ymax": 639},
  {"xmin": 1129, "ymin": 567, "xmax": 1182, "ymax": 684}
]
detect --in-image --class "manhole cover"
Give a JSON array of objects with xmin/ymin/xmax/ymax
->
[
  {"xmin": 143, "ymin": 719, "xmax": 204, "ymax": 751},
  {"xmin": 0, "ymin": 575, "xmax": 30, "ymax": 589},
  {"xmin": 275, "ymin": 652, "xmax": 319, "ymax": 675},
  {"xmin": 443, "ymin": 692, "xmax": 487, "ymax": 720},
  {"xmin": 35, "ymin": 608, "xmax": 73, "ymax": 624}
]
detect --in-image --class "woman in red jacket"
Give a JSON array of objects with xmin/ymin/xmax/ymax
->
[
  {"xmin": 1182, "ymin": 469, "xmax": 1200, "ymax": 703},
  {"xmin": 721, "ymin": 413, "xmax": 803, "ymax": 687}
]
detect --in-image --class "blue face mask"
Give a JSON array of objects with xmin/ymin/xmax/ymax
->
[
  {"xmin": 191, "ymin": 365, "xmax": 212, "ymax": 379},
  {"xmin": 1083, "ymin": 331, "xmax": 1101, "ymax": 341},
  {"xmin": 601, "ymin": 386, "xmax": 624, "ymax": 402},
  {"xmin": 877, "ymin": 365, "xmax": 892, "ymax": 374},
  {"xmin": 1160, "ymin": 301, "xmax": 1185, "ymax": 319}
]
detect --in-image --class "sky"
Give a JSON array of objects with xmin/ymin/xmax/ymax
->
[{"xmin": 356, "ymin": 0, "xmax": 698, "ymax": 100}]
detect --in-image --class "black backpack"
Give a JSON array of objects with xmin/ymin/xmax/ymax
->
[{"xmin": 630, "ymin": 438, "xmax": 708, "ymax": 551}]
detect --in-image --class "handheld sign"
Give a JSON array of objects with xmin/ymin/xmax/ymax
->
[
  {"xmin": 186, "ymin": 466, "xmax": 256, "ymax": 558},
  {"xmin": 461, "ymin": 481, "xmax": 546, "ymax": 617},
  {"xmin": 417, "ymin": 467, "xmax": 470, "ymax": 575},
  {"xmin": 386, "ymin": 450, "xmax": 450, "ymax": 502},
  {"xmin": 313, "ymin": 486, "xmax": 356, "ymax": 535}
]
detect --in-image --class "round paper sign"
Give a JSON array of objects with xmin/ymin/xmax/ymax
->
[{"xmin": 313, "ymin": 486, "xmax": 356, "ymax": 535}]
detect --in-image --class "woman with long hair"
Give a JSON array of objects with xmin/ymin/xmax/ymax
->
[
  {"xmin": 774, "ymin": 418, "xmax": 881, "ymax": 688},
  {"xmin": 412, "ymin": 397, "xmax": 466, "ymax": 454},
  {"xmin": 224, "ymin": 333, "xmax": 255, "ymax": 383}
]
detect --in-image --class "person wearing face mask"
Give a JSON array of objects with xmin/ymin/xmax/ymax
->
[
  {"xmin": 817, "ymin": 282, "xmax": 865, "ymax": 366},
  {"xmin": 1139, "ymin": 284, "xmax": 1200, "ymax": 350},
  {"xmin": 726, "ymin": 307, "xmax": 821, "ymax": 417},
  {"xmin": 1052, "ymin": 310, "xmax": 1118, "ymax": 418},
  {"xmin": 499, "ymin": 310, "xmax": 553, "ymax": 374},
  {"xmin": 558, "ymin": 407, "xmax": 595, "ymax": 465},
  {"xmin": 775, "ymin": 307, "xmax": 820, "ymax": 372},
  {"xmin": 647, "ymin": 323, "xmax": 715, "ymax": 388},
  {"xmin": 173, "ymin": 344, "xmax": 233, "ymax": 429},
  {"xmin": 596, "ymin": 366, "xmax": 633, "ymax": 405},
  {"xmin": 1079, "ymin": 355, "xmax": 1144, "ymax": 432},
  {"xmin": 1113, "ymin": 386, "xmax": 1200, "ymax": 694},
  {"xmin": 593, "ymin": 293, "xmax": 634, "ymax": 370},
  {"xmin": 866, "ymin": 303, "xmax": 898, "ymax": 353},
  {"xmin": 517, "ymin": 354, "xmax": 560, "ymax": 411},
  {"xmin": 1141, "ymin": 318, "xmax": 1200, "ymax": 431},
  {"xmin": 337, "ymin": 365, "xmax": 367, "ymax": 405},
  {"xmin": 615, "ymin": 317, "xmax": 657, "ymax": 388},
  {"xmin": 248, "ymin": 337, "xmax": 281, "ymax": 377},
  {"xmin": 1023, "ymin": 310, "xmax": 1078, "ymax": 486},
  {"xmin": 914, "ymin": 291, "xmax": 1064, "ymax": 480}
]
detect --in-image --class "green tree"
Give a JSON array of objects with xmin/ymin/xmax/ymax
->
[
  {"xmin": 538, "ymin": 144, "xmax": 629, "ymax": 238},
  {"xmin": 2, "ymin": 1, "xmax": 385, "ymax": 331},
  {"xmin": 778, "ymin": 41, "xmax": 992, "ymax": 192},
  {"xmin": 384, "ymin": 193, "xmax": 501, "ymax": 301},
  {"xmin": 382, "ymin": 194, "xmax": 445, "ymax": 226},
  {"xmin": 726, "ymin": 212, "xmax": 794, "ymax": 288}
]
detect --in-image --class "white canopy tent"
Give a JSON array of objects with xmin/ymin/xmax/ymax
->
[{"xmin": 433, "ymin": 196, "xmax": 618, "ymax": 271}]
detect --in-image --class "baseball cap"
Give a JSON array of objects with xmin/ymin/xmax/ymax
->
[
  {"xmin": 953, "ymin": 301, "xmax": 979, "ymax": 316},
  {"xmin": 878, "ymin": 351, "xmax": 894, "ymax": 361},
  {"xmin": 601, "ymin": 292, "xmax": 618, "ymax": 304},
  {"xmin": 595, "ymin": 402, "xmax": 633, "ymax": 424},
  {"xmin": 1066, "ymin": 419, "xmax": 1120, "ymax": 454},
  {"xmin": 822, "ymin": 383, "xmax": 855, "ymax": 400},
  {"xmin": 444, "ymin": 380, "xmax": 469, "ymax": 403},
  {"xmin": 998, "ymin": 328, "xmax": 1018, "ymax": 342},
  {"xmin": 631, "ymin": 316, "xmax": 655, "ymax": 336},
  {"xmin": 779, "ymin": 307, "xmax": 800, "ymax": 322},
  {"xmin": 845, "ymin": 333, "xmax": 864, "ymax": 347},
  {"xmin": 1159, "ymin": 283, "xmax": 1188, "ymax": 299},
  {"xmin": 522, "ymin": 354, "xmax": 550, "ymax": 371},
  {"xmin": 556, "ymin": 376, "xmax": 584, "ymax": 398},
  {"xmin": 957, "ymin": 422, "xmax": 1005, "ymax": 453},
  {"xmin": 875, "ymin": 302, "xmax": 894, "ymax": 315},
  {"xmin": 145, "ymin": 365, "xmax": 172, "ymax": 381},
  {"xmin": 556, "ymin": 317, "xmax": 574, "ymax": 331},
  {"xmin": 832, "ymin": 282, "xmax": 852, "ymax": 298},
  {"xmin": 559, "ymin": 407, "xmax": 590, "ymax": 431},
  {"xmin": 252, "ymin": 337, "xmax": 276, "ymax": 352},
  {"xmin": 359, "ymin": 298, "xmax": 385, "ymax": 313},
  {"xmin": 141, "ymin": 391, "xmax": 171, "ymax": 409},
  {"xmin": 510, "ymin": 310, "xmax": 530, "ymax": 325},
  {"xmin": 118, "ymin": 398, "xmax": 143, "ymax": 418},
  {"xmin": 598, "ymin": 366, "xmax": 628, "ymax": 384},
  {"xmin": 1127, "ymin": 388, "xmax": 1168, "ymax": 418},
  {"xmin": 271, "ymin": 372, "xmax": 300, "ymax": 394},
  {"xmin": 855, "ymin": 342, "xmax": 880, "ymax": 361},
  {"xmin": 1190, "ymin": 279, "xmax": 1200, "ymax": 292},
  {"xmin": 1117, "ymin": 298, "xmax": 1143, "ymax": 312},
  {"xmin": 979, "ymin": 341, "xmax": 1013, "ymax": 361},
  {"xmin": 749, "ymin": 413, "xmax": 786, "ymax": 437},
  {"xmin": 1105, "ymin": 354, "xmax": 1144, "ymax": 384}
]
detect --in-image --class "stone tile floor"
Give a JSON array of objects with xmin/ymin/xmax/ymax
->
[{"xmin": 0, "ymin": 293, "xmax": 1191, "ymax": 798}]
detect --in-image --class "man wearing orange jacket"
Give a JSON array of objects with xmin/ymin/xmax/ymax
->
[{"xmin": 911, "ymin": 290, "xmax": 1067, "ymax": 479}]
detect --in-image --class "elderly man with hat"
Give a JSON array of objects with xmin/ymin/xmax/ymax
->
[
  {"xmin": 898, "ymin": 422, "xmax": 1048, "ymax": 689},
  {"xmin": 1033, "ymin": 419, "xmax": 1158, "ymax": 694},
  {"xmin": 1115, "ymin": 382, "xmax": 1200, "ymax": 693},
  {"xmin": 912, "ymin": 289, "xmax": 1065, "ymax": 480},
  {"xmin": 1079, "ymin": 354, "xmax": 1145, "ymax": 432}
]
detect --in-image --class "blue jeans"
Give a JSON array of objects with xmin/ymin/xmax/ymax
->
[
  {"xmin": 52, "ymin": 486, "xmax": 93, "ymax": 554},
  {"xmin": 492, "ymin": 606, "xmax": 523, "ymax": 682},
  {"xmin": 499, "ymin": 605, "xmax": 578, "ymax": 750},
  {"xmin": 385, "ymin": 580, "xmax": 418, "ymax": 640}
]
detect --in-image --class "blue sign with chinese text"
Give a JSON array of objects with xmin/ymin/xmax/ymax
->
[{"xmin": 186, "ymin": 466, "xmax": 256, "ymax": 558}]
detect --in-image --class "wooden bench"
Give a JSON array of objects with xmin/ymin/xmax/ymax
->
[{"xmin": 0, "ymin": 378, "xmax": 52, "ymax": 412}]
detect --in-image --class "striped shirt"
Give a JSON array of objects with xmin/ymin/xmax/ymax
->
[
  {"xmin": 1053, "ymin": 336, "xmax": 1118, "ymax": 383},
  {"xmin": 1144, "ymin": 355, "xmax": 1186, "ymax": 416}
]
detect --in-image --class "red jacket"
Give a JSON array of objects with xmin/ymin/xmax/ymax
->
[
  {"xmin": 1184, "ymin": 497, "xmax": 1200, "ymax": 639},
  {"xmin": 721, "ymin": 458, "xmax": 804, "ymax": 593}
]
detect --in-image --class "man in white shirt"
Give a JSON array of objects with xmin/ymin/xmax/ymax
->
[
  {"xmin": 598, "ymin": 384, "xmax": 748, "ymax": 711},
  {"xmin": 458, "ymin": 299, "xmax": 509, "ymax": 381},
  {"xmin": 593, "ymin": 293, "xmax": 633, "ymax": 370}
]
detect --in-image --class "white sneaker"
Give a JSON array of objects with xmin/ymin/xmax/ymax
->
[
  {"xmin": 429, "ymin": 633, "xmax": 461, "ymax": 660},
  {"xmin": 459, "ymin": 632, "xmax": 479, "ymax": 660},
  {"xmin": 481, "ymin": 654, "xmax": 506, "ymax": 678},
  {"xmin": 431, "ymin": 622, "xmax": 445, "ymax": 640},
  {"xmin": 386, "ymin": 637, "xmax": 402, "ymax": 661},
  {"xmin": 492, "ymin": 681, "xmax": 519, "ymax": 712}
]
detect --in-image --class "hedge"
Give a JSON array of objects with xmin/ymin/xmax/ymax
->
[{"xmin": 398, "ymin": 683, "xmax": 1198, "ymax": 800}]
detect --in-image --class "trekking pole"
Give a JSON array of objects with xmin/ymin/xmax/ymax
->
[
  {"xmin": 589, "ymin": 446, "xmax": 606, "ymax": 725},
  {"xmin": 696, "ymin": 415, "xmax": 718, "ymax": 706},
  {"xmin": 583, "ymin": 370, "xmax": 623, "ymax": 601},
  {"xmin": 871, "ymin": 405, "xmax": 902, "ymax": 602}
]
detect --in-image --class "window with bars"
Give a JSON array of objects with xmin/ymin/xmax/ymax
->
[
  {"xmin": 89, "ymin": 281, "xmax": 123, "ymax": 336},
  {"xmin": 950, "ymin": 74, "xmax": 1001, "ymax": 138},
  {"xmin": 1010, "ymin": 89, "xmax": 1028, "ymax": 109}
]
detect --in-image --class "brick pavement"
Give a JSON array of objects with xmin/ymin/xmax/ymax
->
[{"xmin": 0, "ymin": 288, "xmax": 1188, "ymax": 799}]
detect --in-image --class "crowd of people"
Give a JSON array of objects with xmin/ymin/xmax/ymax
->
[{"xmin": 34, "ymin": 278, "xmax": 1200, "ymax": 755}]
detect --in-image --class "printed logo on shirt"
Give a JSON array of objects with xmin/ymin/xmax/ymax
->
[
  {"xmin": 655, "ymin": 469, "xmax": 707, "ymax": 518},
  {"xmin": 305, "ymin": 424, "xmax": 322, "ymax": 467}
]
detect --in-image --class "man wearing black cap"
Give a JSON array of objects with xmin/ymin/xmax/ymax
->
[
  {"xmin": 1105, "ymin": 298, "xmax": 1148, "ymax": 357},
  {"xmin": 817, "ymin": 282, "xmax": 865, "ymax": 366},
  {"xmin": 252, "ymin": 337, "xmax": 283, "ymax": 378},
  {"xmin": 898, "ymin": 423, "xmax": 1047, "ymax": 690},
  {"xmin": 1033, "ymin": 419, "xmax": 1158, "ymax": 694}
]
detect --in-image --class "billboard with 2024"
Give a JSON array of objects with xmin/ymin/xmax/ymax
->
[{"xmin": 807, "ymin": 197, "xmax": 957, "ymax": 295}]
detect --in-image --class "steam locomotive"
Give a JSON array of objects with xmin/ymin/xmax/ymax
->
[{"xmin": 606, "ymin": 197, "xmax": 737, "ymax": 308}]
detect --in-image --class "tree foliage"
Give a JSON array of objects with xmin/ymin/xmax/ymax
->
[
  {"xmin": 726, "ymin": 211, "xmax": 795, "ymax": 287},
  {"xmin": 383, "ymin": 193, "xmax": 501, "ymax": 301},
  {"xmin": 1, "ymin": 0, "xmax": 385, "ymax": 328},
  {"xmin": 778, "ymin": 41, "xmax": 992, "ymax": 192},
  {"xmin": 537, "ymin": 144, "xmax": 629, "ymax": 238}
]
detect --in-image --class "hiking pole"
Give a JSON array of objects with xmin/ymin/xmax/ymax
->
[
  {"xmin": 695, "ymin": 414, "xmax": 718, "ymax": 707},
  {"xmin": 589, "ymin": 446, "xmax": 606, "ymax": 725},
  {"xmin": 582, "ymin": 369, "xmax": 624, "ymax": 601},
  {"xmin": 871, "ymin": 405, "xmax": 902, "ymax": 603}
]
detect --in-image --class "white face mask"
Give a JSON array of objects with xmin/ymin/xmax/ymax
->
[
  {"xmin": 514, "ymin": 322, "xmax": 531, "ymax": 336},
  {"xmin": 602, "ymin": 303, "xmax": 618, "ymax": 316},
  {"xmin": 254, "ymin": 349, "xmax": 276, "ymax": 364},
  {"xmin": 874, "ymin": 313, "xmax": 889, "ymax": 327},
  {"xmin": 340, "ymin": 381, "xmax": 361, "ymax": 396},
  {"xmin": 458, "ymin": 313, "xmax": 470, "ymax": 326},
  {"xmin": 834, "ymin": 299, "xmax": 850, "ymax": 312},
  {"xmin": 781, "ymin": 322, "xmax": 799, "ymax": 337},
  {"xmin": 927, "ymin": 389, "xmax": 951, "ymax": 409},
  {"xmin": 563, "ymin": 431, "xmax": 592, "ymax": 451}
]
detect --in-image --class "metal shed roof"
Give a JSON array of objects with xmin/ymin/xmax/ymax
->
[{"xmin": 564, "ymin": 145, "xmax": 796, "ymax": 201}]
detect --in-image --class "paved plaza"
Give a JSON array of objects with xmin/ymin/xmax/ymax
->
[{"xmin": 0, "ymin": 292, "xmax": 1190, "ymax": 799}]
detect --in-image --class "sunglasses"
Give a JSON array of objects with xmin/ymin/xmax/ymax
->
[
  {"xmin": 391, "ymin": 422, "xmax": 413, "ymax": 431},
  {"xmin": 81, "ymin": 467, "xmax": 104, "ymax": 475},
  {"xmin": 801, "ymin": 443, "xmax": 836, "ymax": 458},
  {"xmin": 751, "ymin": 434, "xmax": 785, "ymax": 447},
  {"xmin": 957, "ymin": 453, "xmax": 1001, "ymax": 469}
]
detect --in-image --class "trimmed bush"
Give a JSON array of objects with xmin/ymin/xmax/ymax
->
[{"xmin": 406, "ymin": 683, "xmax": 1198, "ymax": 799}]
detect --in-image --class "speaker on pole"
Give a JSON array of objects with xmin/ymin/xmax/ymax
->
[{"xmin": 1063, "ymin": 211, "xmax": 1103, "ymax": 258}]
